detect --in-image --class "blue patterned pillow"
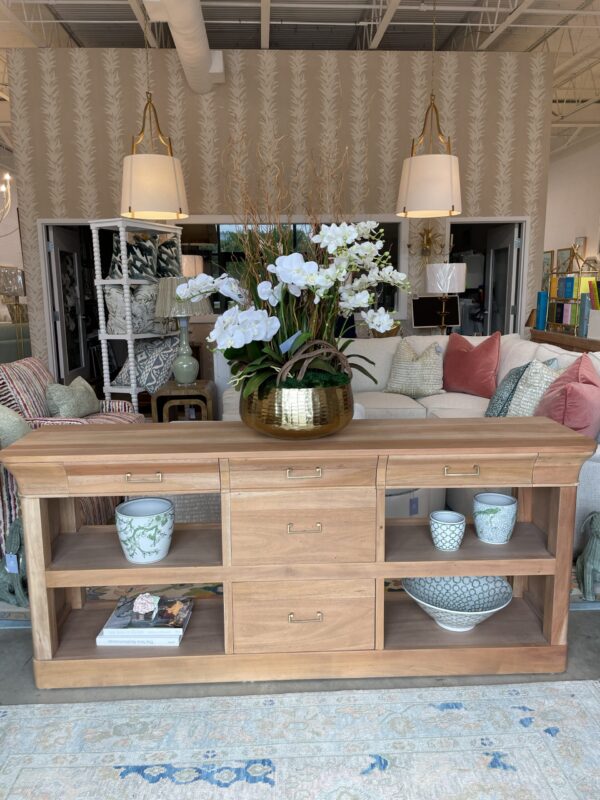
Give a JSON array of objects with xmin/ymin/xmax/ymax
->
[
  {"xmin": 485, "ymin": 358, "xmax": 559, "ymax": 417},
  {"xmin": 112, "ymin": 336, "xmax": 179, "ymax": 394}
]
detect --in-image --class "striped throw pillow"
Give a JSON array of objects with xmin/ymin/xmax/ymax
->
[{"xmin": 385, "ymin": 340, "xmax": 444, "ymax": 399}]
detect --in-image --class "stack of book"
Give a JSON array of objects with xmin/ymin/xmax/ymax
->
[{"xmin": 96, "ymin": 594, "xmax": 193, "ymax": 647}]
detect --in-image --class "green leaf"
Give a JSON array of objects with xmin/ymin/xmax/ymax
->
[
  {"xmin": 347, "ymin": 353, "xmax": 376, "ymax": 366},
  {"xmin": 350, "ymin": 362, "xmax": 376, "ymax": 383},
  {"xmin": 288, "ymin": 331, "xmax": 312, "ymax": 355},
  {"xmin": 242, "ymin": 370, "xmax": 275, "ymax": 398}
]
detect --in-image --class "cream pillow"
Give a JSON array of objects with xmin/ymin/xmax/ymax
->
[
  {"xmin": 385, "ymin": 340, "xmax": 444, "ymax": 399},
  {"xmin": 506, "ymin": 359, "xmax": 563, "ymax": 417}
]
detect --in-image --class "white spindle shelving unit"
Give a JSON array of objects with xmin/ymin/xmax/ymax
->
[{"xmin": 90, "ymin": 218, "xmax": 182, "ymax": 413}]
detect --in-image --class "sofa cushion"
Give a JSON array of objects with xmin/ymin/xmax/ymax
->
[
  {"xmin": 0, "ymin": 356, "xmax": 54, "ymax": 418},
  {"xmin": 112, "ymin": 336, "xmax": 179, "ymax": 394},
  {"xmin": 418, "ymin": 393, "xmax": 489, "ymax": 418},
  {"xmin": 533, "ymin": 343, "xmax": 581, "ymax": 370},
  {"xmin": 497, "ymin": 336, "xmax": 539, "ymax": 382},
  {"xmin": 506, "ymin": 359, "xmax": 563, "ymax": 417},
  {"xmin": 443, "ymin": 331, "xmax": 501, "ymax": 398},
  {"xmin": 0, "ymin": 403, "xmax": 31, "ymax": 448},
  {"xmin": 486, "ymin": 358, "xmax": 559, "ymax": 418},
  {"xmin": 345, "ymin": 338, "xmax": 400, "ymax": 392},
  {"xmin": 354, "ymin": 391, "xmax": 426, "ymax": 419},
  {"xmin": 535, "ymin": 354, "xmax": 600, "ymax": 438},
  {"xmin": 46, "ymin": 377, "xmax": 101, "ymax": 419},
  {"xmin": 385, "ymin": 340, "xmax": 443, "ymax": 399}
]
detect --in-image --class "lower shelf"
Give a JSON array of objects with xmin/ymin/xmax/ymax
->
[
  {"xmin": 54, "ymin": 599, "xmax": 224, "ymax": 660},
  {"xmin": 384, "ymin": 593, "xmax": 547, "ymax": 649}
]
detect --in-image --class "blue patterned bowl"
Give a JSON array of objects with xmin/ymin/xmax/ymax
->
[
  {"xmin": 116, "ymin": 497, "xmax": 175, "ymax": 564},
  {"xmin": 473, "ymin": 493, "xmax": 518, "ymax": 545},
  {"xmin": 429, "ymin": 510, "xmax": 466, "ymax": 551},
  {"xmin": 402, "ymin": 576, "xmax": 513, "ymax": 632}
]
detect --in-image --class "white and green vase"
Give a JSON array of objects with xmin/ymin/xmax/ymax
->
[
  {"xmin": 115, "ymin": 497, "xmax": 175, "ymax": 564},
  {"xmin": 473, "ymin": 493, "xmax": 517, "ymax": 545}
]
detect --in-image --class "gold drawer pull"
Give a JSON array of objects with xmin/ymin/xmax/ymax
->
[
  {"xmin": 288, "ymin": 611, "xmax": 323, "ymax": 624},
  {"xmin": 443, "ymin": 465, "xmax": 480, "ymax": 477},
  {"xmin": 125, "ymin": 471, "xmax": 163, "ymax": 483},
  {"xmin": 286, "ymin": 466, "xmax": 322, "ymax": 480},
  {"xmin": 287, "ymin": 522, "xmax": 322, "ymax": 535}
]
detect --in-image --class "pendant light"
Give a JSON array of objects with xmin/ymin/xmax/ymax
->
[
  {"xmin": 396, "ymin": 1, "xmax": 461, "ymax": 219},
  {"xmin": 121, "ymin": 25, "xmax": 189, "ymax": 220}
]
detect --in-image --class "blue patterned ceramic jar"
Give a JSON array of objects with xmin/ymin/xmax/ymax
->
[
  {"xmin": 115, "ymin": 497, "xmax": 175, "ymax": 564},
  {"xmin": 473, "ymin": 492, "xmax": 517, "ymax": 545},
  {"xmin": 429, "ymin": 510, "xmax": 466, "ymax": 551}
]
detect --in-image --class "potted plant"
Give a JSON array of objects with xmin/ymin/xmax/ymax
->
[{"xmin": 176, "ymin": 221, "xmax": 410, "ymax": 438}]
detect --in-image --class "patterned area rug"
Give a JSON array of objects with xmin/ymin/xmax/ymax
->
[{"xmin": 1, "ymin": 681, "xmax": 599, "ymax": 798}]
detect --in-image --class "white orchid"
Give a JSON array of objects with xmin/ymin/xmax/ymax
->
[
  {"xmin": 361, "ymin": 307, "xmax": 396, "ymax": 333},
  {"xmin": 339, "ymin": 288, "xmax": 372, "ymax": 314},
  {"xmin": 257, "ymin": 280, "xmax": 283, "ymax": 307},
  {"xmin": 354, "ymin": 220, "xmax": 379, "ymax": 238},
  {"xmin": 218, "ymin": 275, "xmax": 249, "ymax": 305},
  {"xmin": 311, "ymin": 222, "xmax": 359, "ymax": 254},
  {"xmin": 207, "ymin": 306, "xmax": 280, "ymax": 351},
  {"xmin": 377, "ymin": 265, "xmax": 409, "ymax": 289},
  {"xmin": 267, "ymin": 252, "xmax": 320, "ymax": 296},
  {"xmin": 176, "ymin": 272, "xmax": 218, "ymax": 301}
]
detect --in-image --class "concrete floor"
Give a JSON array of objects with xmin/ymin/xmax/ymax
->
[{"xmin": 1, "ymin": 610, "xmax": 599, "ymax": 705}]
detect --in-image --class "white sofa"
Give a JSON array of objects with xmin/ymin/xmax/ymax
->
[{"xmin": 214, "ymin": 333, "xmax": 600, "ymax": 552}]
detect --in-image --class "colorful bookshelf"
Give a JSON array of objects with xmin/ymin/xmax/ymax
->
[{"xmin": 546, "ymin": 248, "xmax": 599, "ymax": 337}]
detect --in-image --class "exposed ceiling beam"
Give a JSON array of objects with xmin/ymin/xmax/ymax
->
[
  {"xmin": 129, "ymin": 0, "xmax": 158, "ymax": 46},
  {"xmin": 554, "ymin": 41, "xmax": 600, "ymax": 82},
  {"xmin": 527, "ymin": 0, "xmax": 595, "ymax": 52},
  {"xmin": 478, "ymin": 0, "xmax": 535, "ymax": 51},
  {"xmin": 261, "ymin": 0, "xmax": 270, "ymax": 48},
  {"xmin": 0, "ymin": 0, "xmax": 47, "ymax": 46},
  {"xmin": 368, "ymin": 0, "xmax": 401, "ymax": 50}
]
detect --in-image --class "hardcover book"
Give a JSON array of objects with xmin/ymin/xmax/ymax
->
[{"xmin": 95, "ymin": 594, "xmax": 193, "ymax": 647}]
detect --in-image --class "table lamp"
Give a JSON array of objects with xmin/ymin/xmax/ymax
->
[
  {"xmin": 155, "ymin": 276, "xmax": 199, "ymax": 386},
  {"xmin": 181, "ymin": 255, "xmax": 204, "ymax": 278},
  {"xmin": 426, "ymin": 262, "xmax": 466, "ymax": 334}
]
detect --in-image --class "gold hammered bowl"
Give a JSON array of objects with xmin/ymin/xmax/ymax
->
[{"xmin": 240, "ymin": 384, "xmax": 354, "ymax": 440}]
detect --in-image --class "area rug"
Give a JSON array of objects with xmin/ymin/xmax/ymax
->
[{"xmin": 1, "ymin": 681, "xmax": 600, "ymax": 798}]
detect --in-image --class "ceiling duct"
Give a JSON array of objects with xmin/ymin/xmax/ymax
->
[{"xmin": 143, "ymin": 0, "xmax": 224, "ymax": 94}]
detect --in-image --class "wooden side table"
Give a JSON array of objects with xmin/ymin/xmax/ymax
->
[{"xmin": 150, "ymin": 380, "xmax": 217, "ymax": 423}]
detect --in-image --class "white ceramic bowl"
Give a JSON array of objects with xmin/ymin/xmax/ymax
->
[
  {"xmin": 115, "ymin": 497, "xmax": 175, "ymax": 564},
  {"xmin": 473, "ymin": 492, "xmax": 518, "ymax": 545},
  {"xmin": 429, "ymin": 510, "xmax": 466, "ymax": 551},
  {"xmin": 402, "ymin": 576, "xmax": 513, "ymax": 632}
]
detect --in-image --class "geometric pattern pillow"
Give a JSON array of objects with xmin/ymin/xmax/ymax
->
[
  {"xmin": 385, "ymin": 340, "xmax": 443, "ymax": 399},
  {"xmin": 112, "ymin": 336, "xmax": 179, "ymax": 394},
  {"xmin": 156, "ymin": 237, "xmax": 181, "ymax": 278},
  {"xmin": 506, "ymin": 359, "xmax": 563, "ymax": 418},
  {"xmin": 486, "ymin": 358, "xmax": 559, "ymax": 417},
  {"xmin": 108, "ymin": 233, "xmax": 158, "ymax": 282},
  {"xmin": 104, "ymin": 284, "xmax": 167, "ymax": 335}
]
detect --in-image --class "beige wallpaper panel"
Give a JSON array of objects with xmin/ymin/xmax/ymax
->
[{"xmin": 8, "ymin": 49, "xmax": 552, "ymax": 359}]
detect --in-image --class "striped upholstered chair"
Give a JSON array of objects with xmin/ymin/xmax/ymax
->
[{"xmin": 0, "ymin": 356, "xmax": 144, "ymax": 555}]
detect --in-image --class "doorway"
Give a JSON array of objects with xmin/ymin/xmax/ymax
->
[{"xmin": 449, "ymin": 221, "xmax": 523, "ymax": 336}]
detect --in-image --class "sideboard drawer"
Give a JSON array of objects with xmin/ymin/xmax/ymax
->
[
  {"xmin": 66, "ymin": 461, "xmax": 220, "ymax": 495},
  {"xmin": 228, "ymin": 457, "xmax": 377, "ymax": 490},
  {"xmin": 230, "ymin": 488, "xmax": 377, "ymax": 565},
  {"xmin": 232, "ymin": 579, "xmax": 375, "ymax": 654},
  {"xmin": 387, "ymin": 454, "xmax": 536, "ymax": 487}
]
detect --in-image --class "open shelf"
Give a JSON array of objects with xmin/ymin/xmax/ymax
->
[
  {"xmin": 47, "ymin": 524, "xmax": 222, "ymax": 587},
  {"xmin": 54, "ymin": 599, "xmax": 225, "ymax": 661},
  {"xmin": 384, "ymin": 592, "xmax": 546, "ymax": 650},
  {"xmin": 385, "ymin": 521, "xmax": 554, "ymax": 576}
]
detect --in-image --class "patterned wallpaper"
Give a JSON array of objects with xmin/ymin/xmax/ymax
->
[{"xmin": 8, "ymin": 48, "xmax": 552, "ymax": 359}]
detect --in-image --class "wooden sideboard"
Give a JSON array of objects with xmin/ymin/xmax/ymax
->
[
  {"xmin": 2, "ymin": 418, "xmax": 595, "ymax": 689},
  {"xmin": 529, "ymin": 328, "xmax": 600, "ymax": 353}
]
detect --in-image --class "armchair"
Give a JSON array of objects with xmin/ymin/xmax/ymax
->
[{"xmin": 0, "ymin": 357, "xmax": 144, "ymax": 555}]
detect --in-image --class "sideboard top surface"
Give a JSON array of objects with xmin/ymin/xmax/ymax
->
[{"xmin": 2, "ymin": 418, "xmax": 595, "ymax": 467}]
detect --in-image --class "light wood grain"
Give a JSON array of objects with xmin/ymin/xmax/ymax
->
[
  {"xmin": 387, "ymin": 454, "xmax": 536, "ymax": 487},
  {"xmin": 232, "ymin": 580, "xmax": 375, "ymax": 654},
  {"xmin": 228, "ymin": 457, "xmax": 377, "ymax": 489},
  {"xmin": 66, "ymin": 461, "xmax": 220, "ymax": 496},
  {"xmin": 385, "ymin": 522, "xmax": 554, "ymax": 576},
  {"xmin": 543, "ymin": 486, "xmax": 577, "ymax": 645},
  {"xmin": 230, "ymin": 489, "xmax": 377, "ymax": 565}
]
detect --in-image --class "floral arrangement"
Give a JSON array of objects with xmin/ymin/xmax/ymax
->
[{"xmin": 177, "ymin": 221, "xmax": 410, "ymax": 396}]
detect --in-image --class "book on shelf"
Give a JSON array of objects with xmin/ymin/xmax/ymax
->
[
  {"xmin": 549, "ymin": 274, "xmax": 558, "ymax": 299},
  {"xmin": 563, "ymin": 303, "xmax": 571, "ymax": 325},
  {"xmin": 564, "ymin": 275, "xmax": 575, "ymax": 299},
  {"xmin": 580, "ymin": 293, "xmax": 591, "ymax": 337},
  {"xmin": 557, "ymin": 276, "xmax": 566, "ymax": 299},
  {"xmin": 95, "ymin": 594, "xmax": 193, "ymax": 647}
]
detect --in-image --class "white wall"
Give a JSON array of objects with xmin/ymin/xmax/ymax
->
[{"xmin": 544, "ymin": 138, "xmax": 600, "ymax": 259}]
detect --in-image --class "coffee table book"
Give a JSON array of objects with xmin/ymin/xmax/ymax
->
[{"xmin": 96, "ymin": 595, "xmax": 193, "ymax": 647}]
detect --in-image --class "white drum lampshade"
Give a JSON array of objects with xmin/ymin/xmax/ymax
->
[
  {"xmin": 396, "ymin": 154, "xmax": 461, "ymax": 219},
  {"xmin": 121, "ymin": 153, "xmax": 189, "ymax": 220},
  {"xmin": 181, "ymin": 255, "xmax": 204, "ymax": 278},
  {"xmin": 426, "ymin": 262, "xmax": 466, "ymax": 295}
]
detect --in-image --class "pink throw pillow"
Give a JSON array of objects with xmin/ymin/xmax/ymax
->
[
  {"xmin": 535, "ymin": 353, "xmax": 600, "ymax": 437},
  {"xmin": 443, "ymin": 332, "xmax": 501, "ymax": 398}
]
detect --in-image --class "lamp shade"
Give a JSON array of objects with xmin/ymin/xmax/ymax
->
[
  {"xmin": 181, "ymin": 255, "xmax": 204, "ymax": 278},
  {"xmin": 121, "ymin": 153, "xmax": 189, "ymax": 220},
  {"xmin": 426, "ymin": 262, "xmax": 466, "ymax": 295},
  {"xmin": 396, "ymin": 153, "xmax": 461, "ymax": 218},
  {"xmin": 155, "ymin": 276, "xmax": 194, "ymax": 318}
]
